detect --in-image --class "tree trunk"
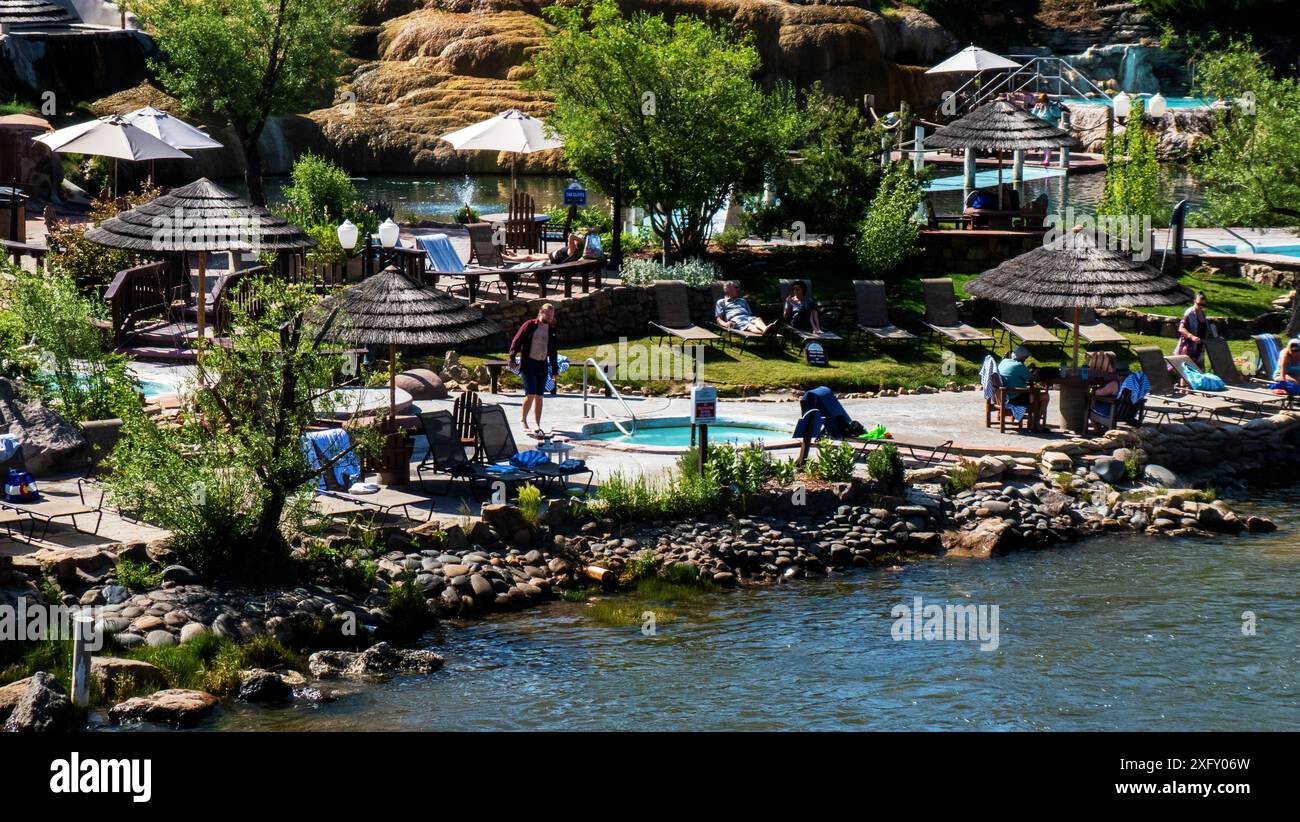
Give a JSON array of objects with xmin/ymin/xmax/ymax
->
[
  {"xmin": 249, "ymin": 485, "xmax": 289, "ymax": 554},
  {"xmin": 243, "ymin": 134, "xmax": 266, "ymax": 207}
]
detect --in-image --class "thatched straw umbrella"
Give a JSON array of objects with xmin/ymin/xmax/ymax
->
[
  {"xmin": 85, "ymin": 177, "xmax": 313, "ymax": 344},
  {"xmin": 926, "ymin": 100, "xmax": 1081, "ymax": 208},
  {"xmin": 967, "ymin": 227, "xmax": 1188, "ymax": 367},
  {"xmin": 311, "ymin": 266, "xmax": 500, "ymax": 420}
]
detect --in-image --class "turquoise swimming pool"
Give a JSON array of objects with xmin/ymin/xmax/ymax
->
[
  {"xmin": 1059, "ymin": 95, "xmax": 1214, "ymax": 109},
  {"xmin": 1201, "ymin": 244, "xmax": 1300, "ymax": 259},
  {"xmin": 584, "ymin": 418, "xmax": 790, "ymax": 449}
]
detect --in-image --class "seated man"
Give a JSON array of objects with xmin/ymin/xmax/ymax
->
[
  {"xmin": 715, "ymin": 280, "xmax": 776, "ymax": 335},
  {"xmin": 997, "ymin": 345, "xmax": 1049, "ymax": 428}
]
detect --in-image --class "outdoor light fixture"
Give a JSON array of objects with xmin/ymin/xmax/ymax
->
[
  {"xmin": 337, "ymin": 219, "xmax": 359, "ymax": 252},
  {"xmin": 378, "ymin": 218, "xmax": 400, "ymax": 248},
  {"xmin": 1112, "ymin": 91, "xmax": 1131, "ymax": 119},
  {"xmin": 1147, "ymin": 92, "xmax": 1168, "ymax": 118}
]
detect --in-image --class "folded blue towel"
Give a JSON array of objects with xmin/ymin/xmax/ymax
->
[
  {"xmin": 557, "ymin": 458, "xmax": 585, "ymax": 471},
  {"xmin": 511, "ymin": 449, "xmax": 551, "ymax": 469},
  {"xmin": 485, "ymin": 463, "xmax": 517, "ymax": 474}
]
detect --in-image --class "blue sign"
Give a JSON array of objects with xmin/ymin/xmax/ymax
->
[{"xmin": 564, "ymin": 182, "xmax": 587, "ymax": 206}]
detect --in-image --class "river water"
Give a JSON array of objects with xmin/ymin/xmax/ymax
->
[{"xmin": 213, "ymin": 490, "xmax": 1299, "ymax": 732}]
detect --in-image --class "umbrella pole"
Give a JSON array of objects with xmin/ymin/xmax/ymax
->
[
  {"xmin": 196, "ymin": 250, "xmax": 207, "ymax": 386},
  {"xmin": 389, "ymin": 343, "xmax": 397, "ymax": 422},
  {"xmin": 1072, "ymin": 306, "xmax": 1081, "ymax": 369}
]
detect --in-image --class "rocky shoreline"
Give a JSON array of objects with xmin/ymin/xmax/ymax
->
[{"xmin": 3, "ymin": 420, "xmax": 1287, "ymax": 731}]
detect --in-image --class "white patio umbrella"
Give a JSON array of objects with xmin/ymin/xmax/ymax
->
[
  {"xmin": 124, "ymin": 106, "xmax": 223, "ymax": 182},
  {"xmin": 439, "ymin": 109, "xmax": 563, "ymax": 194},
  {"xmin": 926, "ymin": 45, "xmax": 1022, "ymax": 74},
  {"xmin": 34, "ymin": 115, "xmax": 191, "ymax": 197}
]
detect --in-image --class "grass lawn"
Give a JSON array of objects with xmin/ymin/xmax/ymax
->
[{"xmin": 438, "ymin": 330, "xmax": 1265, "ymax": 396}]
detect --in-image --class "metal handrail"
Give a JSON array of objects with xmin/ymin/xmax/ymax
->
[
  {"xmin": 581, "ymin": 357, "xmax": 637, "ymax": 436},
  {"xmin": 950, "ymin": 56, "xmax": 1110, "ymax": 115}
]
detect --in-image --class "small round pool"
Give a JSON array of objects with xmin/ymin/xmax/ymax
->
[{"xmin": 583, "ymin": 417, "xmax": 794, "ymax": 452}]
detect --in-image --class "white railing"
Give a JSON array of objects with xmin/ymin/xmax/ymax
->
[
  {"xmin": 950, "ymin": 56, "xmax": 1110, "ymax": 115},
  {"xmin": 581, "ymin": 357, "xmax": 636, "ymax": 436}
]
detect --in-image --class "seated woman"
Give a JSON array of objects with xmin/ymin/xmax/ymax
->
[
  {"xmin": 547, "ymin": 232, "xmax": 586, "ymax": 265},
  {"xmin": 1274, "ymin": 338, "xmax": 1300, "ymax": 385},
  {"xmin": 782, "ymin": 280, "xmax": 826, "ymax": 335},
  {"xmin": 1088, "ymin": 351, "xmax": 1123, "ymax": 398}
]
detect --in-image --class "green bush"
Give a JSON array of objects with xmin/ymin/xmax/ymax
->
[
  {"xmin": 942, "ymin": 459, "xmax": 980, "ymax": 495},
  {"xmin": 454, "ymin": 204, "xmax": 481, "ymax": 224},
  {"xmin": 517, "ymin": 482, "xmax": 543, "ymax": 527},
  {"xmin": 546, "ymin": 204, "xmax": 613, "ymax": 234},
  {"xmin": 808, "ymin": 439, "xmax": 858, "ymax": 483},
  {"xmin": 299, "ymin": 534, "xmax": 378, "ymax": 594},
  {"xmin": 865, "ymin": 442, "xmax": 905, "ymax": 489},
  {"xmin": 853, "ymin": 163, "xmax": 923, "ymax": 276},
  {"xmin": 619, "ymin": 257, "xmax": 721, "ymax": 287},
  {"xmin": 711, "ymin": 226, "xmax": 746, "ymax": 252},
  {"xmin": 594, "ymin": 465, "xmax": 721, "ymax": 522},
  {"xmin": 281, "ymin": 152, "xmax": 358, "ymax": 225},
  {"xmin": 115, "ymin": 559, "xmax": 163, "ymax": 591},
  {"xmin": 384, "ymin": 571, "xmax": 432, "ymax": 640}
]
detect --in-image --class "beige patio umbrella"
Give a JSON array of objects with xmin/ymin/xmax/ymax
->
[
  {"xmin": 33, "ymin": 115, "xmax": 191, "ymax": 197},
  {"xmin": 966, "ymin": 227, "xmax": 1188, "ymax": 367},
  {"xmin": 439, "ymin": 109, "xmax": 563, "ymax": 197}
]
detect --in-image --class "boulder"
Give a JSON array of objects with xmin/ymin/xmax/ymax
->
[
  {"xmin": 90, "ymin": 657, "xmax": 165, "ymax": 699},
  {"xmin": 0, "ymin": 677, "xmax": 32, "ymax": 723},
  {"xmin": 945, "ymin": 518, "xmax": 1014, "ymax": 559},
  {"xmin": 307, "ymin": 642, "xmax": 443, "ymax": 679},
  {"xmin": 2, "ymin": 671, "xmax": 73, "ymax": 732},
  {"xmin": 1041, "ymin": 451, "xmax": 1073, "ymax": 472},
  {"xmin": 394, "ymin": 368, "xmax": 447, "ymax": 400},
  {"xmin": 0, "ymin": 376, "xmax": 89, "ymax": 475},
  {"xmin": 480, "ymin": 503, "xmax": 531, "ymax": 543},
  {"xmin": 160, "ymin": 565, "xmax": 200, "ymax": 584},
  {"xmin": 1143, "ymin": 464, "xmax": 1184, "ymax": 488},
  {"xmin": 109, "ymin": 689, "xmax": 219, "ymax": 728},
  {"xmin": 238, "ymin": 669, "xmax": 293, "ymax": 703},
  {"xmin": 1093, "ymin": 457, "xmax": 1125, "ymax": 484}
]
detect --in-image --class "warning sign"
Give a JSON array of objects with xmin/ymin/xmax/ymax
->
[{"xmin": 690, "ymin": 385, "xmax": 717, "ymax": 425}]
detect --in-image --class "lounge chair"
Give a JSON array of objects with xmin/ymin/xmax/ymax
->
[
  {"xmin": 777, "ymin": 279, "xmax": 843, "ymax": 348},
  {"xmin": 852, "ymin": 280, "xmax": 917, "ymax": 346},
  {"xmin": 308, "ymin": 436, "xmax": 433, "ymax": 522},
  {"xmin": 1206, "ymin": 337, "xmax": 1288, "ymax": 397},
  {"xmin": 707, "ymin": 282, "xmax": 778, "ymax": 351},
  {"xmin": 0, "ymin": 443, "xmax": 102, "ymax": 541},
  {"xmin": 1164, "ymin": 353, "xmax": 1288, "ymax": 413},
  {"xmin": 1056, "ymin": 308, "xmax": 1128, "ymax": 348},
  {"xmin": 415, "ymin": 409, "xmax": 537, "ymax": 497},
  {"xmin": 1134, "ymin": 345, "xmax": 1238, "ymax": 419},
  {"xmin": 993, "ymin": 303, "xmax": 1061, "ymax": 348},
  {"xmin": 1087, "ymin": 372, "xmax": 1149, "ymax": 433},
  {"xmin": 921, "ymin": 278, "xmax": 993, "ymax": 347},
  {"xmin": 477, "ymin": 404, "xmax": 592, "ymax": 493},
  {"xmin": 1251, "ymin": 333, "xmax": 1282, "ymax": 382},
  {"xmin": 414, "ymin": 233, "xmax": 468, "ymax": 289},
  {"xmin": 648, "ymin": 280, "xmax": 721, "ymax": 345}
]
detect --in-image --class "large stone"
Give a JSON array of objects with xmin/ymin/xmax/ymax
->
[
  {"xmin": 480, "ymin": 504, "xmax": 531, "ymax": 542},
  {"xmin": 945, "ymin": 518, "xmax": 1014, "ymax": 559},
  {"xmin": 90, "ymin": 657, "xmax": 165, "ymax": 699},
  {"xmin": 308, "ymin": 642, "xmax": 444, "ymax": 679},
  {"xmin": 2, "ymin": 671, "xmax": 73, "ymax": 732},
  {"xmin": 238, "ymin": 669, "xmax": 292, "ymax": 703},
  {"xmin": 394, "ymin": 368, "xmax": 447, "ymax": 400},
  {"xmin": 1093, "ymin": 458, "xmax": 1125, "ymax": 484},
  {"xmin": 0, "ymin": 376, "xmax": 89, "ymax": 475},
  {"xmin": 1041, "ymin": 451, "xmax": 1073, "ymax": 472},
  {"xmin": 1143, "ymin": 464, "xmax": 1184, "ymax": 488},
  {"xmin": 109, "ymin": 689, "xmax": 219, "ymax": 728}
]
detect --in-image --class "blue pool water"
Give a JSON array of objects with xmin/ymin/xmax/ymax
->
[
  {"xmin": 1202, "ymin": 244, "xmax": 1300, "ymax": 259},
  {"xmin": 925, "ymin": 166, "xmax": 1064, "ymax": 192},
  {"xmin": 1059, "ymin": 96, "xmax": 1215, "ymax": 110},
  {"xmin": 590, "ymin": 423, "xmax": 785, "ymax": 447}
]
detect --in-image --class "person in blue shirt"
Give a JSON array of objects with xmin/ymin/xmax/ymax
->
[{"xmin": 997, "ymin": 345, "xmax": 1048, "ymax": 429}]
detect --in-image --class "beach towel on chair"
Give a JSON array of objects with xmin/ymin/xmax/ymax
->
[
  {"xmin": 800, "ymin": 387, "xmax": 856, "ymax": 438},
  {"xmin": 979, "ymin": 355, "xmax": 997, "ymax": 402},
  {"xmin": 1258, "ymin": 335, "xmax": 1281, "ymax": 378},
  {"xmin": 510, "ymin": 449, "xmax": 550, "ymax": 470},
  {"xmin": 303, "ymin": 428, "xmax": 361, "ymax": 491}
]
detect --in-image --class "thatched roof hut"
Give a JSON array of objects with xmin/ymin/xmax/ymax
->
[{"xmin": 927, "ymin": 101, "xmax": 1082, "ymax": 153}]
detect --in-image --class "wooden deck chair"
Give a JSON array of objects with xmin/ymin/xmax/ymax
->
[
  {"xmin": 1165, "ymin": 353, "xmax": 1287, "ymax": 413},
  {"xmin": 648, "ymin": 280, "xmax": 720, "ymax": 345},
  {"xmin": 994, "ymin": 302, "xmax": 1061, "ymax": 348},
  {"xmin": 777, "ymin": 279, "xmax": 842, "ymax": 345},
  {"xmin": 506, "ymin": 191, "xmax": 537, "ymax": 252},
  {"xmin": 853, "ymin": 280, "xmax": 916, "ymax": 346},
  {"xmin": 920, "ymin": 278, "xmax": 993, "ymax": 346},
  {"xmin": 1056, "ymin": 307, "xmax": 1128, "ymax": 348},
  {"xmin": 1133, "ymin": 346, "xmax": 1238, "ymax": 419},
  {"xmin": 452, "ymin": 390, "xmax": 483, "ymax": 455}
]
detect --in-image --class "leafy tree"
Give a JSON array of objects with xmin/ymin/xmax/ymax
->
[
  {"xmin": 853, "ymin": 163, "xmax": 923, "ymax": 277},
  {"xmin": 3, "ymin": 267, "xmax": 137, "ymax": 424},
  {"xmin": 528, "ymin": 0, "xmax": 798, "ymax": 258},
  {"xmin": 766, "ymin": 84, "xmax": 890, "ymax": 250},
  {"xmin": 135, "ymin": 0, "xmax": 355, "ymax": 206},
  {"xmin": 1192, "ymin": 39, "xmax": 1300, "ymax": 226},
  {"xmin": 1098, "ymin": 98, "xmax": 1166, "ymax": 243},
  {"xmin": 105, "ymin": 277, "xmax": 378, "ymax": 573}
]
